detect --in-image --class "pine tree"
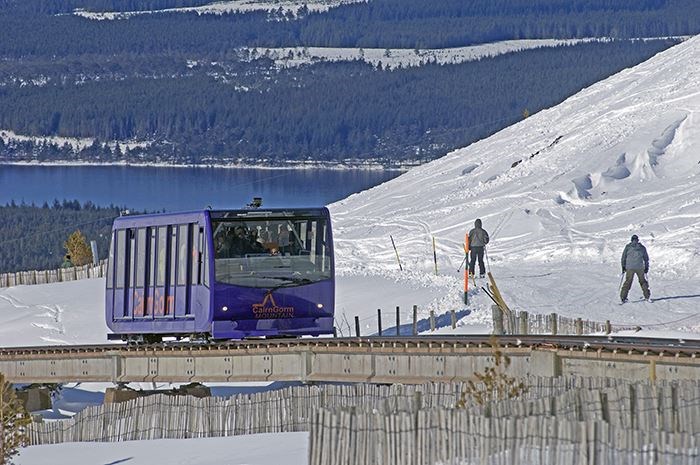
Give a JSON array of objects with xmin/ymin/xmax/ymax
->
[
  {"xmin": 0, "ymin": 372, "xmax": 31, "ymax": 465},
  {"xmin": 64, "ymin": 229, "xmax": 93, "ymax": 267}
]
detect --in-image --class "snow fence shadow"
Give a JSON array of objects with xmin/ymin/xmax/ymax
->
[{"xmin": 371, "ymin": 308, "xmax": 471, "ymax": 336}]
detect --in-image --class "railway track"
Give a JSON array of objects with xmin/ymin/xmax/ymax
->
[
  {"xmin": 2, "ymin": 335, "xmax": 700, "ymax": 384},
  {"xmin": 1, "ymin": 334, "xmax": 699, "ymax": 355}
]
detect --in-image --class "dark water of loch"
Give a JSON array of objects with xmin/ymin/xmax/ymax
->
[{"xmin": 0, "ymin": 165, "xmax": 401, "ymax": 211}]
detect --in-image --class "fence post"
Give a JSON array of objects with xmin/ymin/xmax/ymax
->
[
  {"xmin": 429, "ymin": 310, "xmax": 435, "ymax": 332},
  {"xmin": 355, "ymin": 316, "xmax": 360, "ymax": 337},
  {"xmin": 396, "ymin": 306, "xmax": 400, "ymax": 336},
  {"xmin": 605, "ymin": 320, "xmax": 612, "ymax": 335},
  {"xmin": 575, "ymin": 318, "xmax": 583, "ymax": 336},
  {"xmin": 412, "ymin": 305, "xmax": 418, "ymax": 336},
  {"xmin": 519, "ymin": 311, "xmax": 529, "ymax": 335},
  {"xmin": 377, "ymin": 309, "xmax": 383, "ymax": 336},
  {"xmin": 492, "ymin": 305, "xmax": 504, "ymax": 335},
  {"xmin": 550, "ymin": 313, "xmax": 558, "ymax": 336}
]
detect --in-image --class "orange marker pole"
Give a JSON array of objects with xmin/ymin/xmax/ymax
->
[{"xmin": 464, "ymin": 233, "xmax": 469, "ymax": 304}]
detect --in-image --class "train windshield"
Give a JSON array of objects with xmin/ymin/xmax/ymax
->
[{"xmin": 211, "ymin": 215, "xmax": 332, "ymax": 288}]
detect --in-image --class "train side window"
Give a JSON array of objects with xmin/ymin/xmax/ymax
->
[
  {"xmin": 191, "ymin": 225, "xmax": 200, "ymax": 285},
  {"xmin": 149, "ymin": 228, "xmax": 156, "ymax": 290},
  {"xmin": 321, "ymin": 221, "xmax": 328, "ymax": 272},
  {"xmin": 136, "ymin": 228, "xmax": 146, "ymax": 288},
  {"xmin": 156, "ymin": 226, "xmax": 167, "ymax": 286},
  {"xmin": 178, "ymin": 224, "xmax": 189, "ymax": 286},
  {"xmin": 202, "ymin": 228, "xmax": 209, "ymax": 288},
  {"xmin": 128, "ymin": 229, "xmax": 136, "ymax": 289},
  {"xmin": 170, "ymin": 226, "xmax": 178, "ymax": 287},
  {"xmin": 106, "ymin": 231, "xmax": 115, "ymax": 289},
  {"xmin": 116, "ymin": 229, "xmax": 126, "ymax": 289}
]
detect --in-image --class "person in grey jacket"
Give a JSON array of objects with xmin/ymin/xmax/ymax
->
[
  {"xmin": 468, "ymin": 219, "xmax": 490, "ymax": 278},
  {"xmin": 620, "ymin": 234, "xmax": 650, "ymax": 303}
]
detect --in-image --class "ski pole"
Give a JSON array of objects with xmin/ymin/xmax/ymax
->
[
  {"xmin": 389, "ymin": 235, "xmax": 403, "ymax": 271},
  {"xmin": 457, "ymin": 255, "xmax": 467, "ymax": 272},
  {"xmin": 463, "ymin": 233, "xmax": 469, "ymax": 304},
  {"xmin": 618, "ymin": 272, "xmax": 624, "ymax": 291},
  {"xmin": 432, "ymin": 236, "xmax": 438, "ymax": 276},
  {"xmin": 645, "ymin": 272, "xmax": 651, "ymax": 299}
]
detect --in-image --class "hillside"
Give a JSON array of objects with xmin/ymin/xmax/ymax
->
[
  {"xmin": 1, "ymin": 0, "xmax": 698, "ymax": 165},
  {"xmin": 330, "ymin": 34, "xmax": 700, "ymax": 332}
]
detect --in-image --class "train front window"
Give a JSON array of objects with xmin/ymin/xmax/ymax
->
[{"xmin": 211, "ymin": 217, "xmax": 331, "ymax": 288}]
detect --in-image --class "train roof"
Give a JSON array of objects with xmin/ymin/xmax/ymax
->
[{"xmin": 111, "ymin": 207, "xmax": 330, "ymax": 228}]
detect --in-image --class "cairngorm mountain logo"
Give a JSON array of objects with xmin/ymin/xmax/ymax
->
[{"xmin": 251, "ymin": 291, "xmax": 295, "ymax": 319}]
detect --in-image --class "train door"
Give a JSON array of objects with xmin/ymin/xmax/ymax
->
[
  {"xmin": 174, "ymin": 224, "xmax": 192, "ymax": 318},
  {"xmin": 153, "ymin": 226, "xmax": 169, "ymax": 317},
  {"xmin": 144, "ymin": 227, "xmax": 157, "ymax": 318},
  {"xmin": 124, "ymin": 229, "xmax": 138, "ymax": 319},
  {"xmin": 131, "ymin": 228, "xmax": 147, "ymax": 318},
  {"xmin": 165, "ymin": 225, "xmax": 178, "ymax": 317}
]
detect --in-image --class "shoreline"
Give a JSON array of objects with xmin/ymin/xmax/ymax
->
[{"xmin": 0, "ymin": 159, "xmax": 413, "ymax": 172}]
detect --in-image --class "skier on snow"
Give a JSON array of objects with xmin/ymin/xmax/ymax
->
[
  {"xmin": 620, "ymin": 234, "xmax": 651, "ymax": 303},
  {"xmin": 468, "ymin": 219, "xmax": 490, "ymax": 278}
]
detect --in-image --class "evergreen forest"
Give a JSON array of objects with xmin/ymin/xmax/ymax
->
[
  {"xmin": 0, "ymin": 202, "xmax": 127, "ymax": 272},
  {"xmin": 0, "ymin": 40, "xmax": 681, "ymax": 164}
]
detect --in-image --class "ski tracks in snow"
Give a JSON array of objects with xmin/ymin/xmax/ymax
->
[
  {"xmin": 33, "ymin": 304, "xmax": 66, "ymax": 335},
  {"xmin": 0, "ymin": 293, "xmax": 31, "ymax": 309},
  {"xmin": 0, "ymin": 291, "xmax": 69, "ymax": 342}
]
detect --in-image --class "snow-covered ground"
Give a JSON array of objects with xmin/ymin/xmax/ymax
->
[
  {"xmin": 73, "ymin": 0, "xmax": 367, "ymax": 20},
  {"xmin": 242, "ymin": 38, "xmax": 689, "ymax": 70},
  {"xmin": 330, "ymin": 33, "xmax": 700, "ymax": 337},
  {"xmin": 17, "ymin": 432, "xmax": 308, "ymax": 465},
  {"xmin": 3, "ymin": 32, "xmax": 700, "ymax": 465},
  {"xmin": 0, "ymin": 129, "xmax": 152, "ymax": 153}
]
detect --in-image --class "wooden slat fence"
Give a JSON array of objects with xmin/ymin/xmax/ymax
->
[
  {"xmin": 0, "ymin": 259, "xmax": 108, "ymax": 288},
  {"xmin": 310, "ymin": 380, "xmax": 700, "ymax": 465},
  {"xmin": 26, "ymin": 378, "xmax": 602, "ymax": 445},
  {"xmin": 28, "ymin": 377, "xmax": 700, "ymax": 454},
  {"xmin": 28, "ymin": 382, "xmax": 459, "ymax": 445},
  {"xmin": 310, "ymin": 410, "xmax": 700, "ymax": 465},
  {"xmin": 494, "ymin": 308, "xmax": 641, "ymax": 336}
]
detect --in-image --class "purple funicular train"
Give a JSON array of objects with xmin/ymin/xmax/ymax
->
[{"xmin": 105, "ymin": 207, "xmax": 335, "ymax": 342}]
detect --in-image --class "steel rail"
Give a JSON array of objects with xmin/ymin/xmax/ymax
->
[{"xmin": 1, "ymin": 334, "xmax": 699, "ymax": 357}]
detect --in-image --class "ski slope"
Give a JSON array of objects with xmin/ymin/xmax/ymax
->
[{"xmin": 330, "ymin": 33, "xmax": 700, "ymax": 336}]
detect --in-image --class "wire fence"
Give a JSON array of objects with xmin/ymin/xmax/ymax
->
[{"xmin": 0, "ymin": 259, "xmax": 107, "ymax": 288}]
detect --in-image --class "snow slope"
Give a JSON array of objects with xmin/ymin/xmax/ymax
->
[{"xmin": 330, "ymin": 34, "xmax": 700, "ymax": 335}]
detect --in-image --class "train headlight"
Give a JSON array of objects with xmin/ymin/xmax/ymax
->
[
  {"xmin": 317, "ymin": 303, "xmax": 323, "ymax": 309},
  {"xmin": 222, "ymin": 306, "xmax": 228, "ymax": 312}
]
